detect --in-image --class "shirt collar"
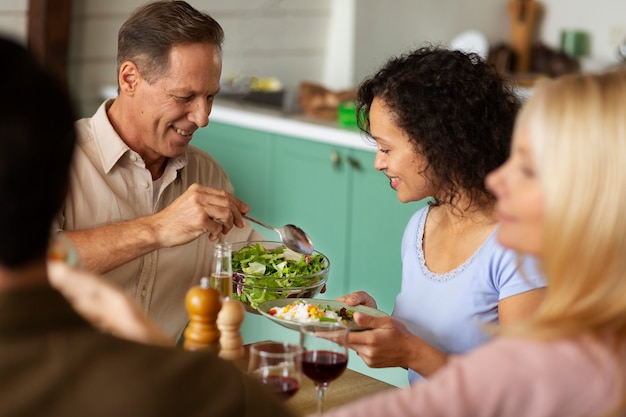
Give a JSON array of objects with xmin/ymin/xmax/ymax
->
[
  {"xmin": 91, "ymin": 99, "xmax": 133, "ymax": 174},
  {"xmin": 91, "ymin": 99, "xmax": 188, "ymax": 174}
]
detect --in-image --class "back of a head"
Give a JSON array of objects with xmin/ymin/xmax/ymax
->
[
  {"xmin": 117, "ymin": 0, "xmax": 224, "ymax": 83},
  {"xmin": 0, "ymin": 37, "xmax": 76, "ymax": 268}
]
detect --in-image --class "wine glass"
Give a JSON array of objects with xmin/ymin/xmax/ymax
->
[
  {"xmin": 248, "ymin": 341, "xmax": 303, "ymax": 400},
  {"xmin": 299, "ymin": 323, "xmax": 349, "ymax": 415}
]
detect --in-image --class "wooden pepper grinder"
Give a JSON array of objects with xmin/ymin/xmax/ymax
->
[
  {"xmin": 183, "ymin": 277, "xmax": 222, "ymax": 352},
  {"xmin": 508, "ymin": 0, "xmax": 540, "ymax": 73},
  {"xmin": 216, "ymin": 297, "xmax": 245, "ymax": 360}
]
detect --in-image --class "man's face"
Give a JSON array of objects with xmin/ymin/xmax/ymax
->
[{"xmin": 131, "ymin": 43, "xmax": 222, "ymax": 160}]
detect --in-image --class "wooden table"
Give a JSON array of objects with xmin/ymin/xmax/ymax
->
[{"xmin": 236, "ymin": 342, "xmax": 394, "ymax": 416}]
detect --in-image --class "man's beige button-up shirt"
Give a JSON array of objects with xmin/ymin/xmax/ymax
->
[{"xmin": 55, "ymin": 100, "xmax": 260, "ymax": 339}]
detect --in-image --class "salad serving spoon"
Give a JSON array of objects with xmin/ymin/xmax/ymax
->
[{"xmin": 244, "ymin": 214, "xmax": 314, "ymax": 255}]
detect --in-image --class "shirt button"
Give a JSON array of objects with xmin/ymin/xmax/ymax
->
[
  {"xmin": 130, "ymin": 154, "xmax": 137, "ymax": 162},
  {"xmin": 142, "ymin": 182, "xmax": 149, "ymax": 189},
  {"xmin": 141, "ymin": 289, "xmax": 147, "ymax": 297}
]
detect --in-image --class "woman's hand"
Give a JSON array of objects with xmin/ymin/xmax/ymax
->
[
  {"xmin": 347, "ymin": 312, "xmax": 448, "ymax": 377},
  {"xmin": 47, "ymin": 260, "xmax": 174, "ymax": 347},
  {"xmin": 336, "ymin": 291, "xmax": 378, "ymax": 308}
]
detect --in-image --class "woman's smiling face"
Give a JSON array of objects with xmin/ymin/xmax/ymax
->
[
  {"xmin": 370, "ymin": 97, "xmax": 433, "ymax": 203},
  {"xmin": 486, "ymin": 127, "xmax": 544, "ymax": 255}
]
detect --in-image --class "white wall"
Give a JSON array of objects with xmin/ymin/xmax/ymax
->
[
  {"xmin": 535, "ymin": 0, "xmax": 626, "ymax": 70},
  {"xmin": 1, "ymin": 0, "xmax": 625, "ymax": 117},
  {"xmin": 353, "ymin": 0, "xmax": 626, "ymax": 84},
  {"xmin": 354, "ymin": 0, "xmax": 510, "ymax": 84},
  {"xmin": 0, "ymin": 0, "xmax": 27, "ymax": 44},
  {"xmin": 67, "ymin": 0, "xmax": 332, "ymax": 116}
]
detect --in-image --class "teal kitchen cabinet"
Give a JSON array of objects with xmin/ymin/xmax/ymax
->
[
  {"xmin": 191, "ymin": 121, "xmax": 427, "ymax": 387},
  {"xmin": 266, "ymin": 135, "xmax": 351, "ymax": 301},
  {"xmin": 269, "ymin": 135, "xmax": 426, "ymax": 313}
]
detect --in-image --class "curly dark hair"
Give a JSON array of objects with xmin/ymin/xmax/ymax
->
[{"xmin": 356, "ymin": 45, "xmax": 520, "ymax": 211}]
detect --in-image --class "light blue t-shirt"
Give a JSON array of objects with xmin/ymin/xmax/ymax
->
[{"xmin": 392, "ymin": 206, "xmax": 545, "ymax": 384}]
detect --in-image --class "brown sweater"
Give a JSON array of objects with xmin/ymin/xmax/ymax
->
[{"xmin": 0, "ymin": 286, "xmax": 294, "ymax": 417}]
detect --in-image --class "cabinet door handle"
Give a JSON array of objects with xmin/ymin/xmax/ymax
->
[
  {"xmin": 330, "ymin": 150, "xmax": 342, "ymax": 169},
  {"xmin": 347, "ymin": 156, "xmax": 362, "ymax": 171}
]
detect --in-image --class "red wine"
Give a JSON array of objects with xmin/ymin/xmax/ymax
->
[
  {"xmin": 261, "ymin": 375, "xmax": 300, "ymax": 399},
  {"xmin": 302, "ymin": 350, "xmax": 348, "ymax": 384}
]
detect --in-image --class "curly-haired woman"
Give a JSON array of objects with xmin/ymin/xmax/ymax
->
[{"xmin": 337, "ymin": 46, "xmax": 546, "ymax": 383}]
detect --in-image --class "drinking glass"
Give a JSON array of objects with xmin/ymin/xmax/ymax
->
[
  {"xmin": 210, "ymin": 242, "xmax": 233, "ymax": 298},
  {"xmin": 248, "ymin": 341, "xmax": 303, "ymax": 400},
  {"xmin": 299, "ymin": 323, "xmax": 349, "ymax": 415}
]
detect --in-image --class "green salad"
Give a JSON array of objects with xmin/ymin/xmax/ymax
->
[{"xmin": 231, "ymin": 243, "xmax": 328, "ymax": 309}]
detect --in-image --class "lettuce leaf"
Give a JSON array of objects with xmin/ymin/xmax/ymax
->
[{"xmin": 231, "ymin": 243, "xmax": 327, "ymax": 308}]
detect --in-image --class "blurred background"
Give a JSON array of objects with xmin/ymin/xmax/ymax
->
[{"xmin": 1, "ymin": 0, "xmax": 625, "ymax": 118}]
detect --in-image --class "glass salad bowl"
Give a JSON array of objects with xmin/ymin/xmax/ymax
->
[{"xmin": 228, "ymin": 241, "xmax": 330, "ymax": 313}]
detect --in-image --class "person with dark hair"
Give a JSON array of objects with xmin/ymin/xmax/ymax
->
[
  {"xmin": 54, "ymin": 1, "xmax": 263, "ymax": 340},
  {"xmin": 0, "ymin": 35, "xmax": 293, "ymax": 417},
  {"xmin": 337, "ymin": 46, "xmax": 545, "ymax": 383}
]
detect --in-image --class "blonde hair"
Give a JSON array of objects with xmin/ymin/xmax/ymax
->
[
  {"xmin": 503, "ymin": 70, "xmax": 626, "ymax": 416},
  {"xmin": 507, "ymin": 70, "xmax": 626, "ymax": 341}
]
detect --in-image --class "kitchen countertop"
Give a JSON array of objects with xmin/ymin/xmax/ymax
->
[{"xmin": 210, "ymin": 98, "xmax": 376, "ymax": 152}]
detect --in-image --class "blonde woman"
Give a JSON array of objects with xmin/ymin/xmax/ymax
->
[{"xmin": 320, "ymin": 70, "xmax": 626, "ymax": 417}]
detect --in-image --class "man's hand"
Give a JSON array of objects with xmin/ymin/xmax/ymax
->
[
  {"xmin": 62, "ymin": 183, "xmax": 253, "ymax": 274},
  {"xmin": 152, "ymin": 183, "xmax": 250, "ymax": 246}
]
